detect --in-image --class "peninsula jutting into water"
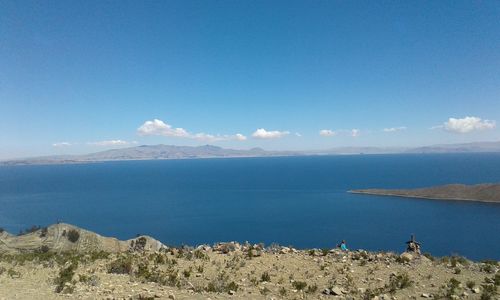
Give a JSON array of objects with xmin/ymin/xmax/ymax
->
[{"xmin": 350, "ymin": 183, "xmax": 500, "ymax": 203}]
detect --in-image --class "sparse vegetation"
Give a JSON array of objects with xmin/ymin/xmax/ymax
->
[
  {"xmin": 0, "ymin": 229, "xmax": 498, "ymax": 299},
  {"xmin": 386, "ymin": 272, "xmax": 413, "ymax": 294},
  {"xmin": 261, "ymin": 271, "xmax": 271, "ymax": 282},
  {"xmin": 54, "ymin": 261, "xmax": 78, "ymax": 293},
  {"xmin": 108, "ymin": 257, "xmax": 133, "ymax": 274},
  {"xmin": 292, "ymin": 280, "xmax": 307, "ymax": 291}
]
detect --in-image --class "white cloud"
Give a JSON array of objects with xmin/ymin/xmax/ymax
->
[
  {"xmin": 137, "ymin": 119, "xmax": 189, "ymax": 137},
  {"xmin": 319, "ymin": 129, "xmax": 336, "ymax": 137},
  {"xmin": 351, "ymin": 129, "xmax": 360, "ymax": 137},
  {"xmin": 88, "ymin": 140, "xmax": 136, "ymax": 146},
  {"xmin": 52, "ymin": 142, "xmax": 72, "ymax": 147},
  {"xmin": 137, "ymin": 119, "xmax": 247, "ymax": 142},
  {"xmin": 442, "ymin": 116, "xmax": 496, "ymax": 133},
  {"xmin": 295, "ymin": 132, "xmax": 302, "ymax": 137},
  {"xmin": 252, "ymin": 128, "xmax": 290, "ymax": 139},
  {"xmin": 235, "ymin": 133, "xmax": 247, "ymax": 141},
  {"xmin": 383, "ymin": 126, "xmax": 407, "ymax": 132}
]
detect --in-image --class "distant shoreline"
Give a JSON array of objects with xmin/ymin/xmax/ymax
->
[
  {"xmin": 349, "ymin": 190, "xmax": 500, "ymax": 204},
  {"xmin": 349, "ymin": 183, "xmax": 500, "ymax": 204},
  {"xmin": 2, "ymin": 141, "xmax": 500, "ymax": 166}
]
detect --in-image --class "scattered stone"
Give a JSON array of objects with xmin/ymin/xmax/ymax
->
[
  {"xmin": 330, "ymin": 286, "xmax": 343, "ymax": 296},
  {"xmin": 421, "ymin": 293, "xmax": 431, "ymax": 298}
]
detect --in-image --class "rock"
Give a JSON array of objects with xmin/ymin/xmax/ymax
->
[
  {"xmin": 280, "ymin": 247, "xmax": 290, "ymax": 254},
  {"xmin": 331, "ymin": 286, "xmax": 343, "ymax": 295},
  {"xmin": 168, "ymin": 293, "xmax": 175, "ymax": 300},
  {"xmin": 472, "ymin": 287, "xmax": 480, "ymax": 294},
  {"xmin": 421, "ymin": 293, "xmax": 431, "ymax": 298},
  {"xmin": 228, "ymin": 290, "xmax": 236, "ymax": 295},
  {"xmin": 322, "ymin": 288, "xmax": 331, "ymax": 295},
  {"xmin": 400, "ymin": 252, "xmax": 414, "ymax": 262}
]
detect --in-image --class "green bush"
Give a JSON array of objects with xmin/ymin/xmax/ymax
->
[
  {"xmin": 54, "ymin": 262, "xmax": 78, "ymax": 293},
  {"xmin": 387, "ymin": 272, "xmax": 413, "ymax": 293},
  {"xmin": 466, "ymin": 280, "xmax": 476, "ymax": 289},
  {"xmin": 292, "ymin": 281, "xmax": 307, "ymax": 291},
  {"xmin": 306, "ymin": 284, "xmax": 318, "ymax": 293},
  {"xmin": 261, "ymin": 271, "xmax": 271, "ymax": 282},
  {"xmin": 67, "ymin": 229, "xmax": 80, "ymax": 243},
  {"xmin": 108, "ymin": 257, "xmax": 133, "ymax": 274}
]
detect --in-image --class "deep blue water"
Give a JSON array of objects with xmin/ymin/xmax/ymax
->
[{"xmin": 1, "ymin": 154, "xmax": 500, "ymax": 260}]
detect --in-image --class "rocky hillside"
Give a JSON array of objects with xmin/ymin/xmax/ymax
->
[
  {"xmin": 0, "ymin": 223, "xmax": 165, "ymax": 254},
  {"xmin": 0, "ymin": 224, "xmax": 498, "ymax": 299},
  {"xmin": 350, "ymin": 183, "xmax": 500, "ymax": 203}
]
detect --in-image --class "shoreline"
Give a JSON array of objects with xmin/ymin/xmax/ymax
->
[{"xmin": 349, "ymin": 190, "xmax": 500, "ymax": 204}]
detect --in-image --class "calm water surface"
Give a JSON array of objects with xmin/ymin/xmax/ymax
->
[{"xmin": 1, "ymin": 154, "xmax": 499, "ymax": 260}]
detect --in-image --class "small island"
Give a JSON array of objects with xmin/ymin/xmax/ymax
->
[{"xmin": 350, "ymin": 183, "xmax": 500, "ymax": 203}]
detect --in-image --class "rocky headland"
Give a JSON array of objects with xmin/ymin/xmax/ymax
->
[
  {"xmin": 0, "ymin": 223, "xmax": 498, "ymax": 299},
  {"xmin": 350, "ymin": 184, "xmax": 500, "ymax": 204}
]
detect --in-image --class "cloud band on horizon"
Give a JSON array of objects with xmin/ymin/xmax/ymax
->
[{"xmin": 137, "ymin": 119, "xmax": 247, "ymax": 142}]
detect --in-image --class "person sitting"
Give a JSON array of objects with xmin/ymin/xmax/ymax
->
[{"xmin": 338, "ymin": 240, "xmax": 348, "ymax": 251}]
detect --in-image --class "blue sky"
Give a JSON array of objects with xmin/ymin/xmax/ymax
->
[{"xmin": 1, "ymin": 1, "xmax": 499, "ymax": 159}]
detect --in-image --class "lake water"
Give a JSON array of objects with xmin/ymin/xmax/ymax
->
[{"xmin": 1, "ymin": 154, "xmax": 499, "ymax": 260}]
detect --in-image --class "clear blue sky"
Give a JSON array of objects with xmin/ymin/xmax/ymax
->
[{"xmin": 1, "ymin": 1, "xmax": 499, "ymax": 159}]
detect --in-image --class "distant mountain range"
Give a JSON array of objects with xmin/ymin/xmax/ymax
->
[{"xmin": 2, "ymin": 141, "xmax": 500, "ymax": 165}]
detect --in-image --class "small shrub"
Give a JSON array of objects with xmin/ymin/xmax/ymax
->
[
  {"xmin": 494, "ymin": 274, "xmax": 500, "ymax": 286},
  {"xmin": 306, "ymin": 284, "xmax": 318, "ymax": 293},
  {"xmin": 193, "ymin": 249, "xmax": 209, "ymax": 260},
  {"xmin": 196, "ymin": 265, "xmax": 204, "ymax": 273},
  {"xmin": 480, "ymin": 283, "xmax": 496, "ymax": 300},
  {"xmin": 387, "ymin": 272, "xmax": 413, "ymax": 293},
  {"xmin": 279, "ymin": 287, "xmax": 287, "ymax": 296},
  {"xmin": 54, "ymin": 262, "xmax": 78, "ymax": 293},
  {"xmin": 442, "ymin": 277, "xmax": 461, "ymax": 298},
  {"xmin": 39, "ymin": 227, "xmax": 48, "ymax": 237},
  {"xmin": 89, "ymin": 251, "xmax": 110, "ymax": 261},
  {"xmin": 480, "ymin": 260, "xmax": 498, "ymax": 273},
  {"xmin": 7, "ymin": 268, "xmax": 21, "ymax": 278},
  {"xmin": 227, "ymin": 281, "xmax": 238, "ymax": 292},
  {"xmin": 183, "ymin": 268, "xmax": 191, "ymax": 278},
  {"xmin": 321, "ymin": 248, "xmax": 329, "ymax": 256},
  {"xmin": 108, "ymin": 257, "xmax": 133, "ymax": 274},
  {"xmin": 261, "ymin": 271, "xmax": 271, "ymax": 282},
  {"xmin": 67, "ymin": 229, "xmax": 80, "ymax": 243},
  {"xmin": 292, "ymin": 281, "xmax": 307, "ymax": 291},
  {"xmin": 205, "ymin": 271, "xmax": 237, "ymax": 293},
  {"xmin": 466, "ymin": 280, "xmax": 476, "ymax": 289},
  {"xmin": 454, "ymin": 267, "xmax": 461, "ymax": 274},
  {"xmin": 38, "ymin": 245, "xmax": 50, "ymax": 253}
]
